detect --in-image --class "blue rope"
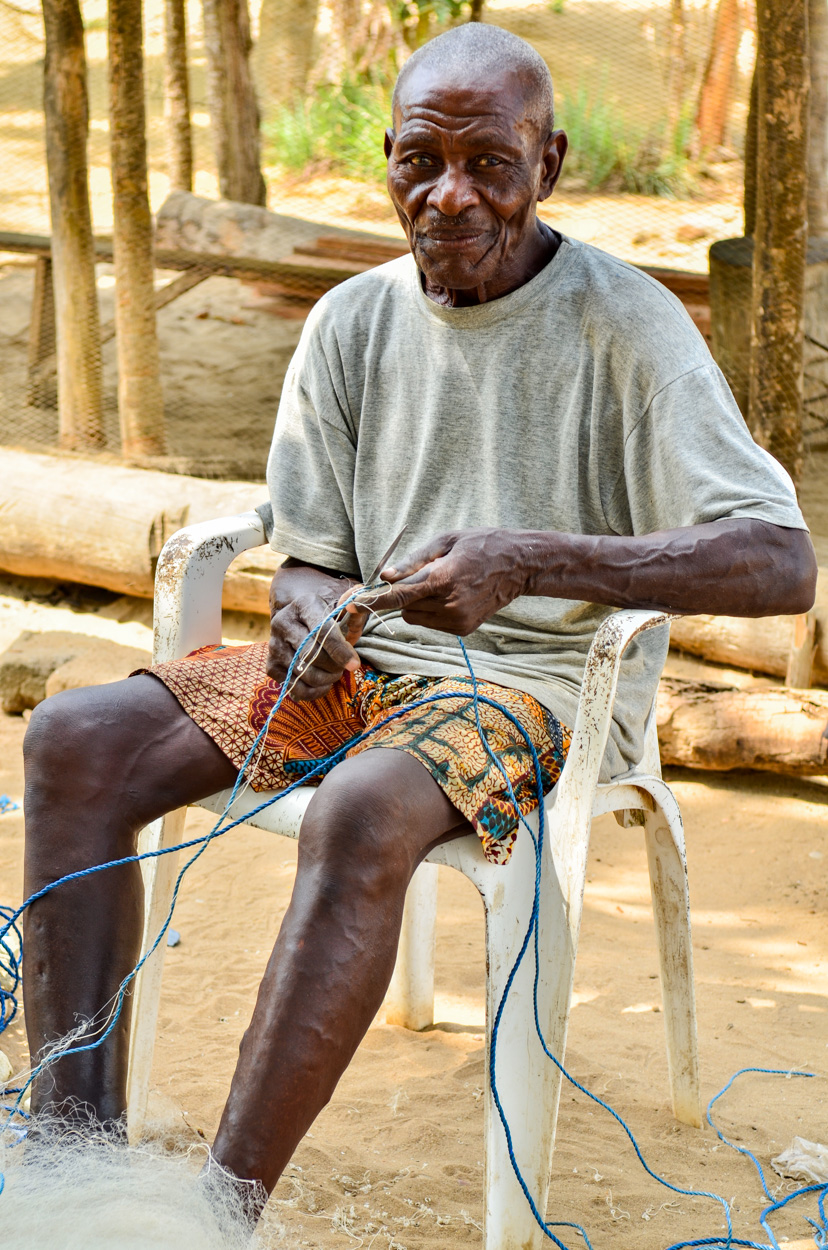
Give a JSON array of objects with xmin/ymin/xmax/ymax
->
[
  {"xmin": 0, "ymin": 598, "xmax": 826, "ymax": 1250},
  {"xmin": 456, "ymin": 640, "xmax": 828, "ymax": 1250}
]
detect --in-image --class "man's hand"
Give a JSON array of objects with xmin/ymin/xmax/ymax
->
[
  {"xmin": 368, "ymin": 529, "xmax": 527, "ymax": 634},
  {"xmin": 268, "ymin": 560, "xmax": 368, "ymax": 701}
]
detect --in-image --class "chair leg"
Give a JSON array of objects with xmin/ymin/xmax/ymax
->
[
  {"xmin": 126, "ymin": 808, "xmax": 186, "ymax": 1142},
  {"xmin": 385, "ymin": 860, "xmax": 438, "ymax": 1030},
  {"xmin": 643, "ymin": 792, "xmax": 702, "ymax": 1128},
  {"xmin": 482, "ymin": 814, "xmax": 579, "ymax": 1250}
]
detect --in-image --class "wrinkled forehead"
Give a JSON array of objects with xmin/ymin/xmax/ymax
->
[{"xmin": 392, "ymin": 65, "xmax": 537, "ymax": 145}]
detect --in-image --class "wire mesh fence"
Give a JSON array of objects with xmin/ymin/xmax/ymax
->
[{"xmin": 1, "ymin": 0, "xmax": 814, "ymax": 482}]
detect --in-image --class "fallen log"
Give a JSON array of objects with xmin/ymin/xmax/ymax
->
[
  {"xmin": 656, "ymin": 676, "xmax": 828, "ymax": 773},
  {"xmin": 0, "ymin": 448, "xmax": 277, "ymax": 613},
  {"xmin": 669, "ymin": 596, "xmax": 828, "ymax": 687}
]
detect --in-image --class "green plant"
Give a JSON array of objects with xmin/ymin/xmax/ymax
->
[
  {"xmin": 265, "ymin": 80, "xmax": 393, "ymax": 183},
  {"xmin": 265, "ymin": 73, "xmax": 696, "ymax": 199},
  {"xmin": 557, "ymin": 81, "xmax": 695, "ymax": 198}
]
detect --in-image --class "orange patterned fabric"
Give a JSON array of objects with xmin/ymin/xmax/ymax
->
[{"xmin": 141, "ymin": 642, "xmax": 571, "ymax": 865}]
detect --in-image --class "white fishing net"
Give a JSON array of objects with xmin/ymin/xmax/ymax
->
[{"xmin": 0, "ymin": 1117, "xmax": 278, "ymax": 1250}]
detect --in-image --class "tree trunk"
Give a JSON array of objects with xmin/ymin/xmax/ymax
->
[
  {"xmin": 809, "ymin": 0, "xmax": 828, "ymax": 235},
  {"xmin": 109, "ymin": 0, "xmax": 166, "ymax": 457},
  {"xmin": 202, "ymin": 0, "xmax": 267, "ymax": 205},
  {"xmin": 164, "ymin": 0, "xmax": 193, "ymax": 192},
  {"xmin": 656, "ymin": 677, "xmax": 828, "ymax": 774},
  {"xmin": 469, "ymin": 0, "xmax": 485, "ymax": 20},
  {"xmin": 255, "ymin": 0, "xmax": 319, "ymax": 112},
  {"xmin": 743, "ymin": 65, "xmax": 758, "ymax": 235},
  {"xmin": 666, "ymin": 0, "xmax": 688, "ymax": 132},
  {"xmin": 42, "ymin": 0, "xmax": 104, "ymax": 451},
  {"xmin": 748, "ymin": 0, "xmax": 809, "ymax": 482},
  {"xmin": 694, "ymin": 0, "xmax": 742, "ymax": 154}
]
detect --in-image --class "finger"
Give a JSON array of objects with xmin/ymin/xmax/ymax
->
[
  {"xmin": 294, "ymin": 600, "xmax": 360, "ymax": 672},
  {"xmin": 269, "ymin": 608, "xmax": 347, "ymax": 685},
  {"xmin": 382, "ymin": 535, "xmax": 453, "ymax": 582},
  {"xmin": 363, "ymin": 571, "xmax": 439, "ymax": 614},
  {"xmin": 289, "ymin": 672, "xmax": 340, "ymax": 702},
  {"xmin": 342, "ymin": 604, "xmax": 369, "ymax": 647},
  {"xmin": 270, "ymin": 611, "xmax": 341, "ymax": 677}
]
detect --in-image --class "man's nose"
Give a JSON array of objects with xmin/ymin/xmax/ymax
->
[{"xmin": 426, "ymin": 164, "xmax": 479, "ymax": 217}]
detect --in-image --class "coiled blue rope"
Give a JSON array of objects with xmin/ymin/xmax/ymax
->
[{"xmin": 0, "ymin": 596, "xmax": 825, "ymax": 1248}]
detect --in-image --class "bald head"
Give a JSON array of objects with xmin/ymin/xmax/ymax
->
[{"xmin": 392, "ymin": 24, "xmax": 555, "ymax": 142}]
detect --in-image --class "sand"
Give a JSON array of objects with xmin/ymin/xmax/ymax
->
[{"xmin": 0, "ymin": 570, "xmax": 826, "ymax": 1248}]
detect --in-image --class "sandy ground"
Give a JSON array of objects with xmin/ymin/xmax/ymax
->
[{"xmin": 0, "ymin": 565, "xmax": 826, "ymax": 1249}]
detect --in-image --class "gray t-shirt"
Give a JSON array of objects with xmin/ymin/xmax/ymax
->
[{"xmin": 267, "ymin": 235, "xmax": 806, "ymax": 778}]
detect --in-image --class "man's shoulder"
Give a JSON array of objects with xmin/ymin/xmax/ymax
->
[
  {"xmin": 564, "ymin": 238, "xmax": 696, "ymax": 319},
  {"xmin": 558, "ymin": 236, "xmax": 711, "ymax": 373},
  {"xmin": 312, "ymin": 253, "xmax": 416, "ymax": 330}
]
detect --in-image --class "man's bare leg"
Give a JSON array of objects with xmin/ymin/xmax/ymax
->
[
  {"xmin": 22, "ymin": 675, "xmax": 238, "ymax": 1121},
  {"xmin": 23, "ymin": 676, "xmax": 467, "ymax": 1196},
  {"xmin": 211, "ymin": 747, "xmax": 466, "ymax": 1197}
]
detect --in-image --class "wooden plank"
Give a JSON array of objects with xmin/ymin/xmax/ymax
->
[
  {"xmin": 26, "ymin": 256, "xmax": 56, "ymax": 407},
  {"xmin": 309, "ymin": 236, "xmax": 409, "ymax": 265}
]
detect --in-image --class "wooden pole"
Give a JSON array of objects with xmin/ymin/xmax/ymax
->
[
  {"xmin": 666, "ymin": 0, "xmax": 688, "ymax": 133},
  {"xmin": 809, "ymin": 0, "xmax": 828, "ymax": 236},
  {"xmin": 42, "ymin": 0, "xmax": 105, "ymax": 451},
  {"xmin": 744, "ymin": 66, "xmax": 758, "ymax": 236},
  {"xmin": 255, "ymin": 0, "xmax": 320, "ymax": 112},
  {"xmin": 164, "ymin": 0, "xmax": 193, "ymax": 192},
  {"xmin": 694, "ymin": 0, "xmax": 742, "ymax": 155},
  {"xmin": 202, "ymin": 0, "xmax": 267, "ymax": 205},
  {"xmin": 109, "ymin": 0, "xmax": 167, "ymax": 457},
  {"xmin": 748, "ymin": 0, "xmax": 809, "ymax": 482}
]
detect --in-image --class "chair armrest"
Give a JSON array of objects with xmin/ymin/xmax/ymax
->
[
  {"xmin": 153, "ymin": 508, "xmax": 269, "ymax": 663},
  {"xmin": 555, "ymin": 609, "xmax": 672, "ymax": 806}
]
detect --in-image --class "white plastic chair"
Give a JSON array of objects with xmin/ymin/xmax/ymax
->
[{"xmin": 127, "ymin": 508, "xmax": 701, "ymax": 1250}]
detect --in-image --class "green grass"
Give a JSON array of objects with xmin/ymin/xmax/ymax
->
[
  {"xmin": 557, "ymin": 82, "xmax": 695, "ymax": 198},
  {"xmin": 264, "ymin": 80, "xmax": 393, "ymax": 184},
  {"xmin": 265, "ymin": 76, "xmax": 697, "ymax": 198}
]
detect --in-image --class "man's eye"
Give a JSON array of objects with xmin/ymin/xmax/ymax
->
[
  {"xmin": 406, "ymin": 154, "xmax": 435, "ymax": 167},
  {"xmin": 475, "ymin": 156, "xmax": 502, "ymax": 168}
]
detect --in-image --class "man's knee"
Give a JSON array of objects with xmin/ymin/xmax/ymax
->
[
  {"xmin": 24, "ymin": 683, "xmax": 139, "ymax": 809},
  {"xmin": 299, "ymin": 757, "xmax": 415, "ymax": 894},
  {"xmin": 25, "ymin": 687, "xmax": 105, "ymax": 776}
]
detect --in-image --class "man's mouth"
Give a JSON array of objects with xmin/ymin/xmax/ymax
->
[{"xmin": 418, "ymin": 230, "xmax": 485, "ymax": 251}]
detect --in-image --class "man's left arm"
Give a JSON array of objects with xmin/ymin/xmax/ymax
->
[{"xmin": 367, "ymin": 519, "xmax": 817, "ymax": 636}]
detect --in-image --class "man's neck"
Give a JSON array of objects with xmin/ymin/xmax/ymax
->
[{"xmin": 422, "ymin": 220, "xmax": 561, "ymax": 308}]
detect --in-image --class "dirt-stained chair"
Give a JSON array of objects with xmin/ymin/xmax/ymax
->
[{"xmin": 126, "ymin": 505, "xmax": 701, "ymax": 1250}]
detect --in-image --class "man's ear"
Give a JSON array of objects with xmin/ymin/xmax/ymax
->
[
  {"xmin": 384, "ymin": 129, "xmax": 395, "ymax": 159},
  {"xmin": 537, "ymin": 129, "xmax": 568, "ymax": 202}
]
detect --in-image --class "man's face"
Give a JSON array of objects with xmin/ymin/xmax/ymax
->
[{"xmin": 384, "ymin": 66, "xmax": 566, "ymax": 294}]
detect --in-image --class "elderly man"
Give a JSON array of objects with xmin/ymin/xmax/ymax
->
[{"xmin": 23, "ymin": 21, "xmax": 815, "ymax": 1213}]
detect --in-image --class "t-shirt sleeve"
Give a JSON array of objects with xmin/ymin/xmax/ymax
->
[
  {"xmin": 605, "ymin": 362, "xmax": 808, "ymax": 535},
  {"xmin": 265, "ymin": 311, "xmax": 360, "ymax": 575}
]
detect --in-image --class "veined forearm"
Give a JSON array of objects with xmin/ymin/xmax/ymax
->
[{"xmin": 517, "ymin": 518, "xmax": 817, "ymax": 617}]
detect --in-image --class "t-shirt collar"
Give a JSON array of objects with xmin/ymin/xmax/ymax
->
[{"xmin": 410, "ymin": 233, "xmax": 578, "ymax": 328}]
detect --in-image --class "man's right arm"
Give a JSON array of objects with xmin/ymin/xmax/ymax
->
[{"xmin": 267, "ymin": 559, "xmax": 365, "ymax": 701}]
